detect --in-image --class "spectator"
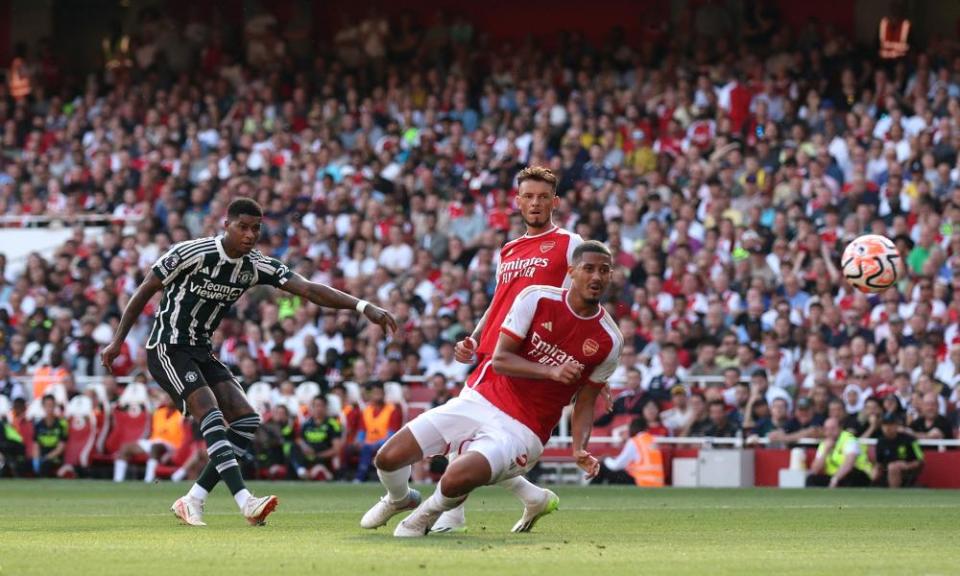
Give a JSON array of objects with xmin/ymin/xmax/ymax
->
[
  {"xmin": 872, "ymin": 413, "xmax": 924, "ymax": 488},
  {"xmin": 31, "ymin": 348, "xmax": 70, "ymax": 400},
  {"xmin": 31, "ymin": 395, "xmax": 66, "ymax": 477},
  {"xmin": 806, "ymin": 417, "xmax": 873, "ymax": 488},
  {"xmin": 639, "ymin": 399, "xmax": 669, "ymax": 437},
  {"xmin": 0, "ymin": 412, "xmax": 25, "ymax": 476},
  {"xmin": 909, "ymin": 392, "xmax": 954, "ymax": 440},
  {"xmin": 661, "ymin": 385, "xmax": 693, "ymax": 434},
  {"xmin": 113, "ymin": 393, "xmax": 184, "ymax": 483},
  {"xmin": 645, "ymin": 344, "xmax": 685, "ymax": 403},
  {"xmin": 682, "ymin": 393, "xmax": 710, "ymax": 437},
  {"xmin": 424, "ymin": 341, "xmax": 469, "ymax": 383},
  {"xmin": 593, "ymin": 417, "xmax": 665, "ymax": 486},
  {"xmin": 0, "ymin": 358, "xmax": 25, "ymax": 400},
  {"xmin": 595, "ymin": 367, "xmax": 646, "ymax": 427},
  {"xmin": 703, "ymin": 400, "xmax": 737, "ymax": 438},
  {"xmin": 428, "ymin": 373, "xmax": 454, "ymax": 408},
  {"xmin": 354, "ymin": 383, "xmax": 401, "ymax": 482},
  {"xmin": 294, "ymin": 396, "xmax": 343, "ymax": 481},
  {"xmin": 768, "ymin": 397, "xmax": 823, "ymax": 445}
]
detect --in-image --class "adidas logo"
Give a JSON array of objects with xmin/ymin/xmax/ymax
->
[
  {"xmin": 541, "ymin": 321, "xmax": 553, "ymax": 332},
  {"xmin": 199, "ymin": 267, "xmax": 212, "ymax": 276}
]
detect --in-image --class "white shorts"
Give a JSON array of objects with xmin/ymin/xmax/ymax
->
[{"xmin": 407, "ymin": 387, "xmax": 543, "ymax": 484}]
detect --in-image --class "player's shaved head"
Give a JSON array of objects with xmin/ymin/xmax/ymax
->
[{"xmin": 572, "ymin": 240, "xmax": 613, "ymax": 264}]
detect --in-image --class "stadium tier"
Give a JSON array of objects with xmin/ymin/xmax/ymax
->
[{"xmin": 2, "ymin": 0, "xmax": 960, "ymax": 497}]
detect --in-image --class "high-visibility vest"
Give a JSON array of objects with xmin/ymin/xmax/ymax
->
[
  {"xmin": 32, "ymin": 366, "xmax": 69, "ymax": 399},
  {"xmin": 822, "ymin": 430, "xmax": 873, "ymax": 477},
  {"xmin": 879, "ymin": 17, "xmax": 910, "ymax": 59},
  {"xmin": 149, "ymin": 407, "xmax": 184, "ymax": 447},
  {"xmin": 362, "ymin": 403, "xmax": 396, "ymax": 444},
  {"xmin": 8, "ymin": 58, "xmax": 30, "ymax": 101},
  {"xmin": 625, "ymin": 432, "xmax": 665, "ymax": 487}
]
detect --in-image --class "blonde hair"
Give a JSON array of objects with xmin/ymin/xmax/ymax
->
[{"xmin": 516, "ymin": 166, "xmax": 558, "ymax": 194}]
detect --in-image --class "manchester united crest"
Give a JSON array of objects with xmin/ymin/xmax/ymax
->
[
  {"xmin": 539, "ymin": 241, "xmax": 556, "ymax": 253},
  {"xmin": 582, "ymin": 338, "xmax": 599, "ymax": 356},
  {"xmin": 238, "ymin": 271, "xmax": 253, "ymax": 285}
]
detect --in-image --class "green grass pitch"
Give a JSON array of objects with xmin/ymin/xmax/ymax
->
[{"xmin": 1, "ymin": 480, "xmax": 958, "ymax": 576}]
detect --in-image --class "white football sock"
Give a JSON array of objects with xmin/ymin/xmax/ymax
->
[
  {"xmin": 113, "ymin": 460, "xmax": 127, "ymax": 483},
  {"xmin": 378, "ymin": 466, "xmax": 412, "ymax": 502},
  {"xmin": 170, "ymin": 467, "xmax": 187, "ymax": 482},
  {"xmin": 421, "ymin": 481, "xmax": 467, "ymax": 514},
  {"xmin": 187, "ymin": 483, "xmax": 209, "ymax": 502},
  {"xmin": 234, "ymin": 488, "xmax": 252, "ymax": 509},
  {"xmin": 144, "ymin": 459, "xmax": 158, "ymax": 483},
  {"xmin": 499, "ymin": 476, "xmax": 546, "ymax": 507},
  {"xmin": 439, "ymin": 503, "xmax": 466, "ymax": 523}
]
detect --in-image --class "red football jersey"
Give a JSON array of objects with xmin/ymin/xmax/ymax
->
[
  {"xmin": 475, "ymin": 226, "xmax": 582, "ymax": 359},
  {"xmin": 474, "ymin": 286, "xmax": 623, "ymax": 443}
]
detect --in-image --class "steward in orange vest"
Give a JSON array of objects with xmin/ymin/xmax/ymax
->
[
  {"xmin": 592, "ymin": 417, "xmax": 665, "ymax": 487},
  {"xmin": 354, "ymin": 383, "xmax": 402, "ymax": 482}
]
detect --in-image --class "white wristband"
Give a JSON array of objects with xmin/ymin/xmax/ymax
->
[{"xmin": 355, "ymin": 300, "xmax": 369, "ymax": 314}]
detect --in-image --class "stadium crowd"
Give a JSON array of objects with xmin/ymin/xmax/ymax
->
[{"xmin": 1, "ymin": 3, "xmax": 960, "ymax": 485}]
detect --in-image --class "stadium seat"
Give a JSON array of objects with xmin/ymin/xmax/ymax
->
[
  {"xmin": 343, "ymin": 381, "xmax": 362, "ymax": 405},
  {"xmin": 246, "ymin": 382, "xmax": 273, "ymax": 414},
  {"xmin": 406, "ymin": 387, "xmax": 435, "ymax": 404},
  {"xmin": 325, "ymin": 393, "xmax": 342, "ymax": 415},
  {"xmin": 46, "ymin": 384, "xmax": 69, "ymax": 407},
  {"xmin": 384, "ymin": 381, "xmax": 404, "ymax": 405},
  {"xmin": 63, "ymin": 411, "xmax": 98, "ymax": 470},
  {"xmin": 25, "ymin": 398, "xmax": 45, "ymax": 420},
  {"xmin": 118, "ymin": 383, "xmax": 150, "ymax": 410},
  {"xmin": 295, "ymin": 381, "xmax": 322, "ymax": 406},
  {"xmin": 93, "ymin": 409, "xmax": 149, "ymax": 464}
]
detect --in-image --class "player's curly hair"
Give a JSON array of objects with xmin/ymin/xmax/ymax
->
[{"xmin": 516, "ymin": 165, "xmax": 558, "ymax": 194}]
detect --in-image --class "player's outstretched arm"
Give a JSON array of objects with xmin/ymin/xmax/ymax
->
[
  {"xmin": 280, "ymin": 273, "xmax": 398, "ymax": 334},
  {"xmin": 101, "ymin": 270, "xmax": 163, "ymax": 373},
  {"xmin": 571, "ymin": 384, "xmax": 602, "ymax": 478},
  {"xmin": 491, "ymin": 332, "xmax": 582, "ymax": 383}
]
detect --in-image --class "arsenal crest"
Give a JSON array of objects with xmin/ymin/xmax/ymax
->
[
  {"xmin": 582, "ymin": 338, "xmax": 599, "ymax": 356},
  {"xmin": 539, "ymin": 241, "xmax": 556, "ymax": 253}
]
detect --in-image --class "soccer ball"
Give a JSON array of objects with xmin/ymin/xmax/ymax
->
[{"xmin": 841, "ymin": 234, "xmax": 903, "ymax": 293}]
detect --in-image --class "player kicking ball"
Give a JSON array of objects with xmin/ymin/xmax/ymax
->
[
  {"xmin": 101, "ymin": 198, "xmax": 396, "ymax": 527},
  {"xmin": 361, "ymin": 241, "xmax": 622, "ymax": 537}
]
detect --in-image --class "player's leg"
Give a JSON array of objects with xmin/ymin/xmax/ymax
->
[
  {"xmin": 143, "ymin": 442, "xmax": 169, "ymax": 483},
  {"xmin": 188, "ymin": 375, "xmax": 262, "ymax": 501},
  {"xmin": 393, "ymin": 451, "xmax": 488, "ymax": 537},
  {"xmin": 112, "ymin": 439, "xmax": 147, "ymax": 482},
  {"xmin": 148, "ymin": 345, "xmax": 275, "ymax": 525},
  {"xmin": 359, "ymin": 428, "xmax": 427, "ymax": 529},
  {"xmin": 183, "ymin": 386, "xmax": 277, "ymax": 524}
]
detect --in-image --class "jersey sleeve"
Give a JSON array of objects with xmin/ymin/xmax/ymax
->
[
  {"xmin": 499, "ymin": 286, "xmax": 542, "ymax": 341},
  {"xmin": 152, "ymin": 244, "xmax": 194, "ymax": 286},
  {"xmin": 587, "ymin": 336, "xmax": 622, "ymax": 388},
  {"xmin": 253, "ymin": 253, "xmax": 293, "ymax": 287},
  {"xmin": 561, "ymin": 233, "xmax": 584, "ymax": 290}
]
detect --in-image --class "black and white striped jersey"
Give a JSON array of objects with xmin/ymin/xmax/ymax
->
[{"xmin": 145, "ymin": 235, "xmax": 293, "ymax": 349}]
